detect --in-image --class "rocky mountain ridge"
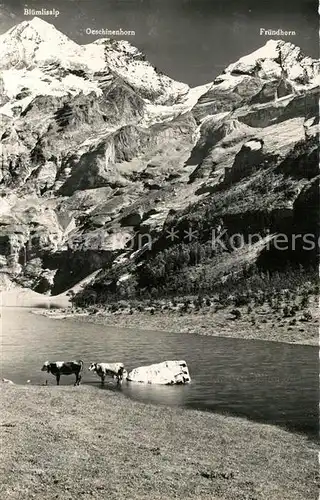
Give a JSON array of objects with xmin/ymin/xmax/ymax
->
[{"xmin": 0, "ymin": 18, "xmax": 318, "ymax": 296}]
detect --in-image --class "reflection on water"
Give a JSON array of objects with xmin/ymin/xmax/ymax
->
[
  {"xmin": 1, "ymin": 308, "xmax": 318, "ymax": 436},
  {"xmin": 122, "ymin": 379, "xmax": 191, "ymax": 407}
]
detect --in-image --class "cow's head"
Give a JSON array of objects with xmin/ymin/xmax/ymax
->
[
  {"xmin": 41, "ymin": 361, "xmax": 50, "ymax": 372},
  {"xmin": 118, "ymin": 366, "xmax": 128, "ymax": 382},
  {"xmin": 88, "ymin": 363, "xmax": 97, "ymax": 372}
]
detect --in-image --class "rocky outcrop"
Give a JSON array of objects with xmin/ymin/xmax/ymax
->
[
  {"xmin": 224, "ymin": 139, "xmax": 265, "ymax": 184},
  {"xmin": 187, "ymin": 119, "xmax": 255, "ymax": 182}
]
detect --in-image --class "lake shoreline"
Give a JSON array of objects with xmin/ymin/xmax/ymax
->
[
  {"xmin": 32, "ymin": 306, "xmax": 319, "ymax": 346},
  {"xmin": 1, "ymin": 383, "xmax": 318, "ymax": 500}
]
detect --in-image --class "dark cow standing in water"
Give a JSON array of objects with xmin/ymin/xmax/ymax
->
[{"xmin": 41, "ymin": 360, "xmax": 84, "ymax": 386}]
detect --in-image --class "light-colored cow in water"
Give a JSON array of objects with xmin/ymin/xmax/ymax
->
[
  {"xmin": 41, "ymin": 360, "xmax": 84, "ymax": 386},
  {"xmin": 88, "ymin": 362, "xmax": 126, "ymax": 385}
]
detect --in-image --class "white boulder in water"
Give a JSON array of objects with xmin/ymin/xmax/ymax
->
[{"xmin": 127, "ymin": 360, "xmax": 191, "ymax": 385}]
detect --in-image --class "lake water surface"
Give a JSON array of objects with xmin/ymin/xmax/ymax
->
[{"xmin": 1, "ymin": 307, "xmax": 318, "ymax": 436}]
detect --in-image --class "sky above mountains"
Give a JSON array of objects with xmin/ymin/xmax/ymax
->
[{"xmin": 0, "ymin": 0, "xmax": 318, "ymax": 86}]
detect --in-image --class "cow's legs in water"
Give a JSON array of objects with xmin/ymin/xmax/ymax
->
[
  {"xmin": 75, "ymin": 373, "xmax": 81, "ymax": 386},
  {"xmin": 117, "ymin": 367, "xmax": 124, "ymax": 385},
  {"xmin": 56, "ymin": 374, "xmax": 60, "ymax": 386},
  {"xmin": 101, "ymin": 373, "xmax": 105, "ymax": 385}
]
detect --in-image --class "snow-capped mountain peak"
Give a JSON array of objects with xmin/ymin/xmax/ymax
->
[
  {"xmin": 4, "ymin": 16, "xmax": 67, "ymax": 43},
  {"xmin": 0, "ymin": 17, "xmax": 190, "ymax": 106},
  {"xmin": 85, "ymin": 37, "xmax": 189, "ymax": 104},
  {"xmin": 0, "ymin": 17, "xmax": 84, "ymax": 70},
  {"xmin": 224, "ymin": 39, "xmax": 318, "ymax": 85}
]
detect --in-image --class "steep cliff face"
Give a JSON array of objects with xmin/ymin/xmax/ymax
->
[{"xmin": 0, "ymin": 18, "xmax": 318, "ymax": 295}]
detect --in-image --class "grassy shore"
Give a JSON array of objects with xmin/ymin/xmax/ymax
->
[
  {"xmin": 37, "ymin": 297, "xmax": 319, "ymax": 345},
  {"xmin": 1, "ymin": 384, "xmax": 318, "ymax": 500}
]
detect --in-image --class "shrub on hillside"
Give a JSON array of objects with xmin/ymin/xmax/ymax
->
[
  {"xmin": 230, "ymin": 309, "xmax": 242, "ymax": 319},
  {"xmin": 301, "ymin": 310, "xmax": 312, "ymax": 322},
  {"xmin": 234, "ymin": 294, "xmax": 250, "ymax": 307},
  {"xmin": 110, "ymin": 303, "xmax": 119, "ymax": 313},
  {"xmin": 300, "ymin": 296, "xmax": 309, "ymax": 309},
  {"xmin": 283, "ymin": 306, "xmax": 291, "ymax": 318}
]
